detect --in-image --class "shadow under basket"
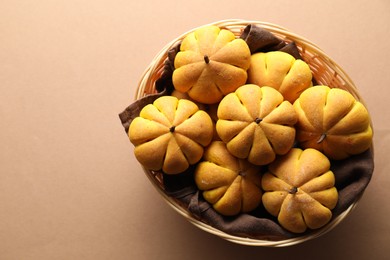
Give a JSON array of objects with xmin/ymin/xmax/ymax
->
[{"xmin": 123, "ymin": 19, "xmax": 374, "ymax": 247}]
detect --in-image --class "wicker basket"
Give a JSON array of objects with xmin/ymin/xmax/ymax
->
[{"xmin": 133, "ymin": 19, "xmax": 367, "ymax": 247}]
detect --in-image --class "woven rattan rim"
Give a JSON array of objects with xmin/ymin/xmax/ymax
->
[{"xmin": 135, "ymin": 19, "xmax": 364, "ymax": 247}]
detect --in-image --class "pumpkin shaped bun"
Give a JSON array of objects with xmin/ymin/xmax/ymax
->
[
  {"xmin": 172, "ymin": 25, "xmax": 251, "ymax": 104},
  {"xmin": 129, "ymin": 96, "xmax": 213, "ymax": 174},
  {"xmin": 262, "ymin": 148, "xmax": 338, "ymax": 233},
  {"xmin": 293, "ymin": 85, "xmax": 373, "ymax": 160},
  {"xmin": 195, "ymin": 141, "xmax": 262, "ymax": 216},
  {"xmin": 248, "ymin": 51, "xmax": 312, "ymax": 103},
  {"xmin": 216, "ymin": 84, "xmax": 297, "ymax": 165}
]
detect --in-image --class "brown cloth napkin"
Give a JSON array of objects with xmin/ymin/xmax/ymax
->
[
  {"xmin": 119, "ymin": 24, "xmax": 374, "ymax": 240},
  {"xmin": 240, "ymin": 24, "xmax": 302, "ymax": 59}
]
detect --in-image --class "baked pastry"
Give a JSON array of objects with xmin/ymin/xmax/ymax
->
[
  {"xmin": 129, "ymin": 96, "xmax": 213, "ymax": 174},
  {"xmin": 261, "ymin": 148, "xmax": 338, "ymax": 233},
  {"xmin": 293, "ymin": 85, "xmax": 373, "ymax": 160},
  {"xmin": 216, "ymin": 84, "xmax": 297, "ymax": 165},
  {"xmin": 172, "ymin": 25, "xmax": 251, "ymax": 104},
  {"xmin": 194, "ymin": 141, "xmax": 262, "ymax": 216},
  {"xmin": 247, "ymin": 51, "xmax": 312, "ymax": 103},
  {"xmin": 170, "ymin": 89, "xmax": 207, "ymax": 110},
  {"xmin": 171, "ymin": 89, "xmax": 220, "ymax": 141}
]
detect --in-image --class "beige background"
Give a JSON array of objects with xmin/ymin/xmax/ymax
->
[{"xmin": 1, "ymin": 0, "xmax": 389, "ymax": 259}]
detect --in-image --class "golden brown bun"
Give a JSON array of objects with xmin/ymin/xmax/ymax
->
[
  {"xmin": 262, "ymin": 148, "xmax": 338, "ymax": 233},
  {"xmin": 247, "ymin": 51, "xmax": 312, "ymax": 103},
  {"xmin": 172, "ymin": 25, "xmax": 251, "ymax": 104},
  {"xmin": 194, "ymin": 141, "xmax": 262, "ymax": 216},
  {"xmin": 129, "ymin": 96, "xmax": 213, "ymax": 174},
  {"xmin": 216, "ymin": 84, "xmax": 297, "ymax": 165},
  {"xmin": 170, "ymin": 90, "xmax": 207, "ymax": 111},
  {"xmin": 293, "ymin": 85, "xmax": 373, "ymax": 160},
  {"xmin": 171, "ymin": 90, "xmax": 220, "ymax": 141}
]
